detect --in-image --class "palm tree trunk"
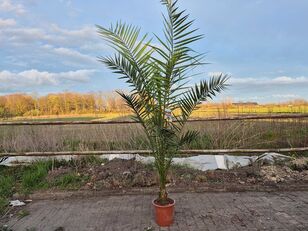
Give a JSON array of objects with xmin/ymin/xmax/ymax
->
[
  {"xmin": 159, "ymin": 181, "xmax": 168, "ymax": 201},
  {"xmin": 158, "ymin": 167, "xmax": 168, "ymax": 202}
]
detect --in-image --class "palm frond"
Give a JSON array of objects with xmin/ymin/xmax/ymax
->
[
  {"xmin": 98, "ymin": 0, "xmax": 230, "ymax": 201},
  {"xmin": 97, "ymin": 22, "xmax": 154, "ymax": 97},
  {"xmin": 179, "ymin": 73, "xmax": 229, "ymax": 123},
  {"xmin": 100, "ymin": 55, "xmax": 151, "ymax": 98},
  {"xmin": 179, "ymin": 130, "xmax": 199, "ymax": 147}
]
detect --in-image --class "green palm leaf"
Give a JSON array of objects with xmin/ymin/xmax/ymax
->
[{"xmin": 98, "ymin": 0, "xmax": 229, "ymax": 202}]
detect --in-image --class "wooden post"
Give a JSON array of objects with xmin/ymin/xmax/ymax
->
[
  {"xmin": 0, "ymin": 114, "xmax": 307, "ymax": 126},
  {"xmin": 1, "ymin": 147, "xmax": 307, "ymax": 158}
]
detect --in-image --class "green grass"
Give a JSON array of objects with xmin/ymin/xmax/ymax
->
[
  {"xmin": 0, "ymin": 157, "xmax": 105, "ymax": 214},
  {"xmin": 21, "ymin": 161, "xmax": 53, "ymax": 194},
  {"xmin": 52, "ymin": 173, "xmax": 89, "ymax": 190},
  {"xmin": 0, "ymin": 197, "xmax": 8, "ymax": 215},
  {"xmin": 0, "ymin": 156, "xmax": 102, "ymax": 199},
  {"xmin": 0, "ymin": 175, "xmax": 14, "ymax": 198},
  {"xmin": 19, "ymin": 158, "xmax": 95, "ymax": 192},
  {"xmin": 0, "ymin": 171, "xmax": 14, "ymax": 215}
]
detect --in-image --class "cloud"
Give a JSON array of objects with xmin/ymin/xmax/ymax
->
[
  {"xmin": 0, "ymin": 23, "xmax": 104, "ymax": 51},
  {"xmin": 229, "ymin": 76, "xmax": 308, "ymax": 85},
  {"xmin": 272, "ymin": 94, "xmax": 300, "ymax": 99},
  {"xmin": 208, "ymin": 72, "xmax": 225, "ymax": 76},
  {"xmin": 209, "ymin": 73, "xmax": 307, "ymax": 103},
  {"xmin": 271, "ymin": 76, "xmax": 308, "ymax": 84},
  {"xmin": 50, "ymin": 24, "xmax": 95, "ymax": 37},
  {"xmin": 58, "ymin": 0, "xmax": 82, "ymax": 17},
  {"xmin": 41, "ymin": 45, "xmax": 97, "ymax": 65},
  {"xmin": 1, "ymin": 27, "xmax": 51, "ymax": 44},
  {"xmin": 0, "ymin": 18, "xmax": 16, "ymax": 27},
  {"xmin": 207, "ymin": 73, "xmax": 308, "ymax": 86},
  {"xmin": 0, "ymin": 69, "xmax": 96, "ymax": 92},
  {"xmin": 0, "ymin": 23, "xmax": 105, "ymax": 69},
  {"xmin": 0, "ymin": 0, "xmax": 26, "ymax": 14}
]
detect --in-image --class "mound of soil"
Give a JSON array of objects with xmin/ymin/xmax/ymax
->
[
  {"xmin": 47, "ymin": 157, "xmax": 308, "ymax": 192},
  {"xmin": 260, "ymin": 158, "xmax": 308, "ymax": 185},
  {"xmin": 84, "ymin": 159, "xmax": 157, "ymax": 189}
]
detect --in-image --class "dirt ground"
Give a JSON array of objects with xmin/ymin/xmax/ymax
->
[
  {"xmin": 1, "ymin": 157, "xmax": 308, "ymax": 230},
  {"xmin": 66, "ymin": 157, "xmax": 308, "ymax": 191}
]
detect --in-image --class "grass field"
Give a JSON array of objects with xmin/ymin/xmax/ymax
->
[
  {"xmin": 0, "ymin": 112, "xmax": 130, "ymax": 122},
  {"xmin": 0, "ymin": 103, "xmax": 307, "ymax": 157},
  {"xmin": 191, "ymin": 104, "xmax": 308, "ymax": 118},
  {"xmin": 0, "ymin": 118, "xmax": 307, "ymax": 153},
  {"xmin": 1, "ymin": 104, "xmax": 307, "ymax": 122}
]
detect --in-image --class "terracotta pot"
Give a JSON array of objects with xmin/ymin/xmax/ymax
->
[{"xmin": 152, "ymin": 198, "xmax": 175, "ymax": 227}]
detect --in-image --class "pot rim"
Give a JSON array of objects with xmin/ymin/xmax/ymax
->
[{"xmin": 152, "ymin": 198, "xmax": 175, "ymax": 208}]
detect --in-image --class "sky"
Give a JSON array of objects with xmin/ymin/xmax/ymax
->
[{"xmin": 0, "ymin": 0, "xmax": 307, "ymax": 103}]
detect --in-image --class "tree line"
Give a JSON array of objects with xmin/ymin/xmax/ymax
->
[
  {"xmin": 0, "ymin": 92, "xmax": 306, "ymax": 119},
  {"xmin": 0, "ymin": 92, "xmax": 127, "ymax": 118}
]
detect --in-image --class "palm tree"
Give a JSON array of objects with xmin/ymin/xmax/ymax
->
[{"xmin": 97, "ymin": 0, "xmax": 229, "ymax": 204}]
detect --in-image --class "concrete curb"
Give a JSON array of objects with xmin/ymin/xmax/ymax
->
[{"xmin": 28, "ymin": 184, "xmax": 308, "ymax": 200}]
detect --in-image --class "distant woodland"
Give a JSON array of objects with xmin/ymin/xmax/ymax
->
[
  {"xmin": 0, "ymin": 92, "xmax": 126, "ymax": 118},
  {"xmin": 0, "ymin": 92, "xmax": 307, "ymax": 119}
]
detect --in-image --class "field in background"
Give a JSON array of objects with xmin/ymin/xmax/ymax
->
[
  {"xmin": 1, "ymin": 118, "xmax": 307, "ymax": 153},
  {"xmin": 192, "ymin": 103, "xmax": 308, "ymax": 118},
  {"xmin": 1, "ymin": 104, "xmax": 308, "ymax": 123},
  {"xmin": 1, "ymin": 93, "xmax": 307, "ymax": 154},
  {"xmin": 0, "ymin": 92, "xmax": 307, "ymax": 122},
  {"xmin": 3, "ymin": 112, "xmax": 131, "ymax": 122}
]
